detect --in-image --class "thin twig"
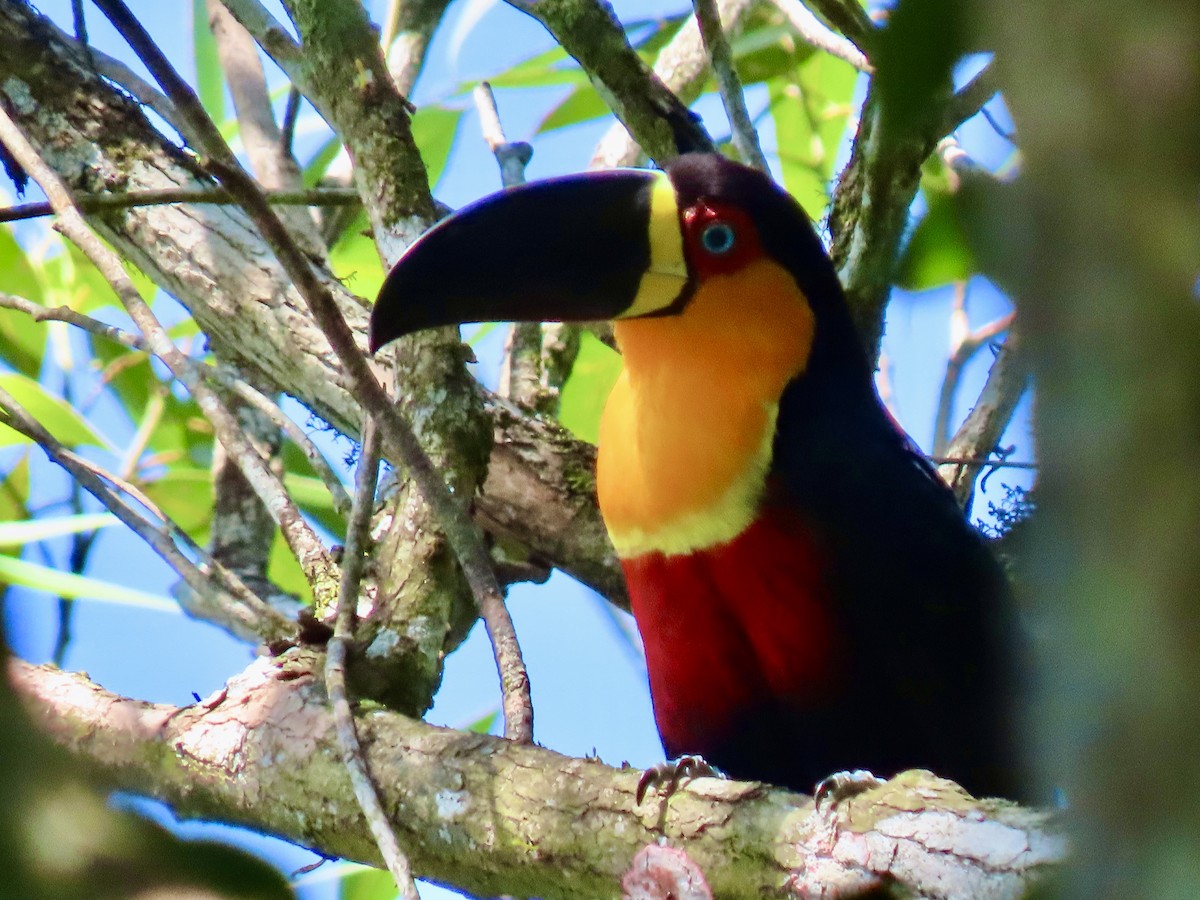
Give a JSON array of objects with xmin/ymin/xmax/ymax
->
[
  {"xmin": 932, "ymin": 288, "xmax": 1015, "ymax": 456},
  {"xmin": 930, "ymin": 456, "xmax": 1037, "ymax": 470},
  {"xmin": 693, "ymin": 0, "xmax": 769, "ymax": 172},
  {"xmin": 208, "ymin": 0, "xmax": 323, "ymax": 255},
  {"xmin": 280, "ymin": 86, "xmax": 302, "ymax": 156},
  {"xmin": 0, "ymin": 385, "xmax": 293, "ymax": 640},
  {"xmin": 93, "ymin": 0, "xmax": 533, "ymax": 743},
  {"xmin": 473, "ymin": 82, "xmax": 533, "ymax": 188},
  {"xmin": 473, "ymin": 83, "xmax": 543, "ymax": 409},
  {"xmin": 0, "ymin": 187, "xmax": 358, "ymax": 224},
  {"xmin": 0, "ymin": 103, "xmax": 339, "ymax": 608},
  {"xmin": 768, "ymin": 0, "xmax": 871, "ymax": 71},
  {"xmin": 325, "ymin": 418, "xmax": 419, "ymax": 900},
  {"xmin": 0, "ymin": 292, "xmax": 354, "ymax": 521},
  {"xmin": 938, "ymin": 329, "xmax": 1031, "ymax": 508}
]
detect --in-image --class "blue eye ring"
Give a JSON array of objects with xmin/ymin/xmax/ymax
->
[{"xmin": 700, "ymin": 221, "xmax": 736, "ymax": 255}]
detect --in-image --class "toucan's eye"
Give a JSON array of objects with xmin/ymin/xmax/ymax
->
[{"xmin": 700, "ymin": 221, "xmax": 736, "ymax": 255}]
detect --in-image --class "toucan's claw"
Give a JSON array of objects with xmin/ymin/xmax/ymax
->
[
  {"xmin": 636, "ymin": 755, "xmax": 726, "ymax": 804},
  {"xmin": 813, "ymin": 769, "xmax": 885, "ymax": 809}
]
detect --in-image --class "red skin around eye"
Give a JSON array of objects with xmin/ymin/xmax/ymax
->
[{"xmin": 682, "ymin": 201, "xmax": 764, "ymax": 278}]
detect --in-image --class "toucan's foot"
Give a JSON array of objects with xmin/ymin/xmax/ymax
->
[
  {"xmin": 636, "ymin": 755, "xmax": 726, "ymax": 804},
  {"xmin": 814, "ymin": 769, "xmax": 885, "ymax": 809}
]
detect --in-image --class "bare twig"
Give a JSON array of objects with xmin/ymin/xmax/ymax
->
[
  {"xmin": 939, "ymin": 329, "xmax": 1030, "ymax": 508},
  {"xmin": 941, "ymin": 62, "xmax": 1000, "ymax": 137},
  {"xmin": 94, "ymin": 0, "xmax": 533, "ymax": 743},
  {"xmin": 472, "ymin": 82, "xmax": 533, "ymax": 188},
  {"xmin": 693, "ymin": 0, "xmax": 768, "ymax": 172},
  {"xmin": 0, "ymin": 187, "xmax": 359, "ymax": 223},
  {"xmin": 474, "ymin": 82, "xmax": 543, "ymax": 409},
  {"xmin": 207, "ymin": 0, "xmax": 323, "ymax": 254},
  {"xmin": 0, "ymin": 102, "xmax": 339, "ymax": 608},
  {"xmin": 325, "ymin": 419, "xmax": 419, "ymax": 900},
  {"xmin": 933, "ymin": 286, "xmax": 1015, "ymax": 456},
  {"xmin": 768, "ymin": 0, "xmax": 871, "ymax": 71}
]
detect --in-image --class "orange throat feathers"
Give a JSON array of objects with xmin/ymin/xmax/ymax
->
[{"xmin": 597, "ymin": 258, "xmax": 815, "ymax": 559}]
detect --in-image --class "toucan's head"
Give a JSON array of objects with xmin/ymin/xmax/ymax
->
[{"xmin": 369, "ymin": 153, "xmax": 861, "ymax": 378}]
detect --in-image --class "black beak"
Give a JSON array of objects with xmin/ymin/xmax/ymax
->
[{"xmin": 369, "ymin": 169, "xmax": 683, "ymax": 354}]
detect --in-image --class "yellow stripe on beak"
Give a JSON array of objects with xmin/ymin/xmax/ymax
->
[{"xmin": 621, "ymin": 173, "xmax": 689, "ymax": 319}]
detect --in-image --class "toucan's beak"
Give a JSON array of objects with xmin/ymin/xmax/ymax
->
[{"xmin": 368, "ymin": 169, "xmax": 691, "ymax": 354}]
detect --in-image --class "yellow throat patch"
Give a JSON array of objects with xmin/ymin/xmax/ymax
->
[{"xmin": 597, "ymin": 257, "xmax": 815, "ymax": 558}]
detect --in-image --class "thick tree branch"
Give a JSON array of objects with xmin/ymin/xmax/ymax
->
[{"xmin": 13, "ymin": 658, "xmax": 1065, "ymax": 899}]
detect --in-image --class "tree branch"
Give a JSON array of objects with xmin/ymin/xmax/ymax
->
[
  {"xmin": 693, "ymin": 0, "xmax": 768, "ymax": 172},
  {"xmin": 13, "ymin": 658, "xmax": 1066, "ymax": 899},
  {"xmin": 939, "ymin": 329, "xmax": 1030, "ymax": 509},
  {"xmin": 590, "ymin": 0, "xmax": 756, "ymax": 169},
  {"xmin": 505, "ymin": 0, "xmax": 715, "ymax": 164}
]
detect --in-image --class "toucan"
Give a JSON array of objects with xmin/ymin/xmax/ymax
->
[{"xmin": 369, "ymin": 153, "xmax": 1021, "ymax": 800}]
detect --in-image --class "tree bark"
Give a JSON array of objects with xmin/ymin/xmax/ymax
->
[{"xmin": 12, "ymin": 658, "xmax": 1064, "ymax": 899}]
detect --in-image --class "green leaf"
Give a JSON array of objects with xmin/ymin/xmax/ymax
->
[
  {"xmin": 0, "ymin": 228, "xmax": 46, "ymax": 377},
  {"xmin": 303, "ymin": 135, "xmax": 345, "ymax": 187},
  {"xmin": 0, "ymin": 554, "xmax": 179, "ymax": 613},
  {"xmin": 142, "ymin": 466, "xmax": 213, "ymax": 539},
  {"xmin": 0, "ymin": 513, "xmax": 119, "ymax": 548},
  {"xmin": 481, "ymin": 45, "xmax": 588, "ymax": 90},
  {"xmin": 0, "ymin": 456, "xmax": 30, "ymax": 526},
  {"xmin": 284, "ymin": 472, "xmax": 345, "ymax": 536},
  {"xmin": 465, "ymin": 709, "xmax": 498, "ymax": 734},
  {"xmin": 337, "ymin": 867, "xmax": 398, "ymax": 900},
  {"xmin": 558, "ymin": 333, "xmax": 622, "ymax": 444},
  {"xmin": 0, "ymin": 373, "xmax": 105, "ymax": 447},
  {"xmin": 193, "ymin": 0, "xmax": 225, "ymax": 123},
  {"xmin": 770, "ymin": 52, "xmax": 857, "ymax": 220},
  {"xmin": 896, "ymin": 192, "xmax": 977, "ymax": 290},
  {"xmin": 410, "ymin": 107, "xmax": 462, "ymax": 189},
  {"xmin": 329, "ymin": 211, "xmax": 385, "ymax": 301},
  {"xmin": 732, "ymin": 23, "xmax": 817, "ymax": 86},
  {"xmin": 537, "ymin": 85, "xmax": 611, "ymax": 134}
]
